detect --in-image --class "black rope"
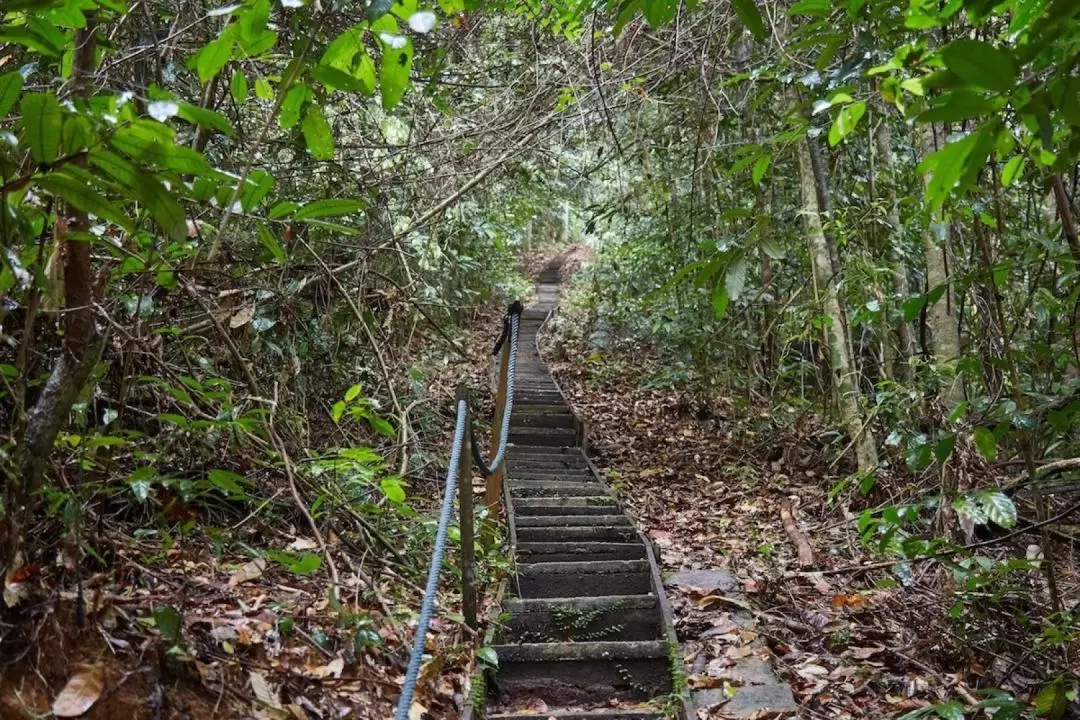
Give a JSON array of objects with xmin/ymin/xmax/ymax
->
[
  {"xmin": 491, "ymin": 301, "xmax": 524, "ymax": 356},
  {"xmin": 470, "ymin": 422, "xmax": 494, "ymax": 477}
]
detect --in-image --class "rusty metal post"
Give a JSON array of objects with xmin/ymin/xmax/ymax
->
[
  {"xmin": 485, "ymin": 331, "xmax": 511, "ymax": 513},
  {"xmin": 456, "ymin": 387, "xmax": 477, "ymax": 631}
]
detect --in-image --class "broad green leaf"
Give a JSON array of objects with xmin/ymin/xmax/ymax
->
[
  {"xmin": 255, "ymin": 76, "xmax": 274, "ymax": 100},
  {"xmin": 752, "ymin": 154, "xmax": 771, "ymax": 184},
  {"xmin": 731, "ymin": 0, "xmax": 767, "ymax": 39},
  {"xmin": 21, "ymin": 93, "xmax": 62, "ymax": 164},
  {"xmin": 1035, "ymin": 676, "xmax": 1067, "ymax": 720},
  {"xmin": 258, "ymin": 224, "xmax": 286, "ymax": 264},
  {"xmin": 344, "ymin": 384, "xmax": 362, "ymax": 402},
  {"xmin": 0, "ymin": 72, "xmax": 24, "ymax": 118},
  {"xmin": 380, "ymin": 476, "xmax": 405, "ymax": 503},
  {"xmin": 310, "ymin": 65, "xmax": 373, "ymax": 94},
  {"xmin": 972, "ymin": 426, "xmax": 996, "ymax": 461},
  {"xmin": 177, "ymin": 103, "xmax": 235, "ymax": 136},
  {"xmin": 208, "ymin": 469, "xmax": 246, "ymax": 496},
  {"xmin": 933, "ymin": 433, "xmax": 956, "ymax": 464},
  {"xmin": 152, "ymin": 605, "xmax": 183, "ymax": 643},
  {"xmin": 476, "ymin": 646, "xmax": 499, "ymax": 668},
  {"xmin": 195, "ymin": 36, "xmax": 233, "ymax": 84},
  {"xmin": 36, "ymin": 171, "xmax": 134, "ymax": 231},
  {"xmin": 293, "ymin": 198, "xmax": 365, "ymax": 220},
  {"xmin": 725, "ymin": 258, "xmax": 747, "ymax": 301},
  {"xmin": 230, "ymin": 69, "xmax": 249, "ymax": 104},
  {"xmin": 641, "ymin": 0, "xmax": 677, "ymax": 26},
  {"xmin": 278, "ymin": 83, "xmax": 309, "ymax": 129},
  {"xmin": 940, "ymin": 39, "xmax": 1016, "ymax": 93},
  {"xmin": 331, "ymin": 400, "xmax": 346, "ymax": 423},
  {"xmin": 268, "ymin": 201, "xmax": 299, "ymax": 219},
  {"xmin": 301, "ymin": 105, "xmax": 334, "ymax": 159},
  {"xmin": 828, "ymin": 101, "xmax": 866, "ymax": 146},
  {"xmin": 918, "ymin": 91, "xmax": 999, "ymax": 123},
  {"xmin": 980, "ymin": 491, "xmax": 1016, "ymax": 528},
  {"xmin": 711, "ymin": 285, "xmax": 729, "ymax": 319},
  {"xmin": 378, "ymin": 36, "xmax": 413, "ymax": 110},
  {"xmin": 1001, "ymin": 155, "xmax": 1024, "ymax": 186}
]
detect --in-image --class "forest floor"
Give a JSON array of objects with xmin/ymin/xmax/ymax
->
[
  {"xmin": 0, "ymin": 299, "xmax": 513, "ymax": 719},
  {"xmin": 542, "ymin": 280, "xmax": 1080, "ymax": 719}
]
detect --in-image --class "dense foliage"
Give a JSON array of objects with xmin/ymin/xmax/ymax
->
[{"xmin": 1, "ymin": 0, "xmax": 1078, "ymax": 717}]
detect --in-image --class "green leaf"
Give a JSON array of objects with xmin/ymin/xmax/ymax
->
[
  {"xmin": 380, "ymin": 476, "xmax": 406, "ymax": 503},
  {"xmin": 288, "ymin": 552, "xmax": 322, "ymax": 575},
  {"xmin": 258, "ymin": 224, "xmax": 286, "ymax": 263},
  {"xmin": 828, "ymin": 101, "xmax": 866, "ymax": 146},
  {"xmin": 731, "ymin": 0, "xmax": 767, "ymax": 39},
  {"xmin": 972, "ymin": 426, "xmax": 996, "ymax": 462},
  {"xmin": 902, "ymin": 295, "xmax": 927, "ymax": 322},
  {"xmin": 255, "ymin": 76, "xmax": 274, "ymax": 101},
  {"xmin": 641, "ymin": 0, "xmax": 677, "ymax": 26},
  {"xmin": 933, "ymin": 701, "xmax": 965, "ymax": 720},
  {"xmin": 230, "ymin": 69, "xmax": 249, "ymax": 104},
  {"xmin": 980, "ymin": 491, "xmax": 1016, "ymax": 528},
  {"xmin": 301, "ymin": 105, "xmax": 334, "ymax": 160},
  {"xmin": 331, "ymin": 400, "xmax": 346, "ymax": 423},
  {"xmin": 378, "ymin": 37, "xmax": 414, "ymax": 110},
  {"xmin": 208, "ymin": 469, "xmax": 246, "ymax": 496},
  {"xmin": 152, "ymin": 605, "xmax": 183, "ymax": 643},
  {"xmin": 344, "ymin": 384, "xmax": 362, "ymax": 402},
  {"xmin": 933, "ymin": 433, "xmax": 956, "ymax": 464},
  {"xmin": 1035, "ymin": 676, "xmax": 1068, "ymax": 720},
  {"xmin": 278, "ymin": 83, "xmax": 309, "ymax": 129},
  {"xmin": 1001, "ymin": 155, "xmax": 1025, "ymax": 186},
  {"xmin": 918, "ymin": 91, "xmax": 999, "ymax": 123},
  {"xmin": 177, "ymin": 102, "xmax": 235, "ymax": 137},
  {"xmin": 711, "ymin": 285, "xmax": 729, "ymax": 320},
  {"xmin": 35, "ymin": 171, "xmax": 135, "ymax": 232},
  {"xmin": 310, "ymin": 64, "xmax": 373, "ymax": 95},
  {"xmin": 476, "ymin": 646, "xmax": 499, "ymax": 668},
  {"xmin": 293, "ymin": 198, "xmax": 365, "ymax": 220},
  {"xmin": 751, "ymin": 154, "xmax": 771, "ymax": 184},
  {"xmin": 0, "ymin": 72, "xmax": 24, "ymax": 118},
  {"xmin": 725, "ymin": 258, "xmax": 747, "ymax": 301},
  {"xmin": 21, "ymin": 93, "xmax": 62, "ymax": 164},
  {"xmin": 940, "ymin": 39, "xmax": 1016, "ymax": 93},
  {"xmin": 195, "ymin": 36, "xmax": 234, "ymax": 84}
]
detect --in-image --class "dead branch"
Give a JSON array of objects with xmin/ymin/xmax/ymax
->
[{"xmin": 780, "ymin": 498, "xmax": 815, "ymax": 567}]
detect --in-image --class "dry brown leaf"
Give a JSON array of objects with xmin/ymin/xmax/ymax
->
[
  {"xmin": 228, "ymin": 557, "xmax": 266, "ymax": 587},
  {"xmin": 250, "ymin": 670, "xmax": 281, "ymax": 709},
  {"xmin": 408, "ymin": 701, "xmax": 427, "ymax": 720},
  {"xmin": 229, "ymin": 305, "xmax": 255, "ymax": 328},
  {"xmin": 52, "ymin": 664, "xmax": 105, "ymax": 717}
]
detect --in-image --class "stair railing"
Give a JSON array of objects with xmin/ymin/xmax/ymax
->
[{"xmin": 393, "ymin": 300, "xmax": 523, "ymax": 720}]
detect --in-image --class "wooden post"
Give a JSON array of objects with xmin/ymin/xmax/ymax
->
[
  {"xmin": 485, "ymin": 325, "xmax": 511, "ymax": 513},
  {"xmin": 457, "ymin": 387, "xmax": 477, "ymax": 631}
]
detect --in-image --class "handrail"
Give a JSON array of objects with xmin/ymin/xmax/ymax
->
[{"xmin": 393, "ymin": 300, "xmax": 522, "ymax": 720}]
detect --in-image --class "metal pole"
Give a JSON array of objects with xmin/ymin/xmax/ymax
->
[
  {"xmin": 457, "ymin": 386, "xmax": 477, "ymax": 631},
  {"xmin": 486, "ymin": 326, "xmax": 511, "ymax": 512}
]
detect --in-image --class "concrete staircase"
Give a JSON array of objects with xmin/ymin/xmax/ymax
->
[{"xmin": 483, "ymin": 273, "xmax": 689, "ymax": 719}]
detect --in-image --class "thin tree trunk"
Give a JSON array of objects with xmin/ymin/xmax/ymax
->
[
  {"xmin": 797, "ymin": 137, "xmax": 879, "ymax": 474},
  {"xmin": 875, "ymin": 120, "xmax": 916, "ymax": 379},
  {"xmin": 6, "ymin": 19, "xmax": 104, "ymax": 567},
  {"xmin": 918, "ymin": 124, "xmax": 964, "ymax": 406}
]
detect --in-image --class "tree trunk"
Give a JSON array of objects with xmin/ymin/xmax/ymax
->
[
  {"xmin": 797, "ymin": 137, "xmax": 878, "ymax": 474},
  {"xmin": 5, "ymin": 19, "xmax": 104, "ymax": 568},
  {"xmin": 875, "ymin": 120, "xmax": 916, "ymax": 379},
  {"xmin": 918, "ymin": 124, "xmax": 964, "ymax": 407}
]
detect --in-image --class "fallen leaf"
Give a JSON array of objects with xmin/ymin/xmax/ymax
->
[
  {"xmin": 408, "ymin": 701, "xmax": 427, "ymax": 720},
  {"xmin": 847, "ymin": 645, "xmax": 886, "ymax": 660},
  {"xmin": 52, "ymin": 664, "xmax": 105, "ymax": 717},
  {"xmin": 289, "ymin": 537, "xmax": 319, "ymax": 551},
  {"xmin": 250, "ymin": 670, "xmax": 281, "ymax": 709},
  {"xmin": 230, "ymin": 305, "xmax": 255, "ymax": 328},
  {"xmin": 228, "ymin": 557, "xmax": 266, "ymax": 587}
]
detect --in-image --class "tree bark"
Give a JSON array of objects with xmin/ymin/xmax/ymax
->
[
  {"xmin": 918, "ymin": 124, "xmax": 964, "ymax": 406},
  {"xmin": 797, "ymin": 137, "xmax": 879, "ymax": 474},
  {"xmin": 875, "ymin": 120, "xmax": 916, "ymax": 379},
  {"xmin": 6, "ymin": 19, "xmax": 104, "ymax": 567}
]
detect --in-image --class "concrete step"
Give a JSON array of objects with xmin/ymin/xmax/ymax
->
[
  {"xmin": 508, "ymin": 430, "xmax": 578, "ymax": 447},
  {"xmin": 516, "ymin": 514, "xmax": 632, "ymax": 528},
  {"xmin": 515, "ymin": 560, "xmax": 651, "ymax": 597},
  {"xmin": 517, "ymin": 524, "xmax": 637, "ymax": 544},
  {"xmin": 490, "ymin": 641, "xmax": 671, "ymax": 705},
  {"xmin": 511, "ymin": 472, "xmax": 595, "ymax": 483},
  {"xmin": 510, "ymin": 483, "xmax": 607, "ymax": 497},
  {"xmin": 513, "ymin": 497, "xmax": 619, "ymax": 515},
  {"xmin": 517, "ymin": 542, "xmax": 647, "ymax": 563},
  {"xmin": 500, "ymin": 595, "xmax": 663, "ymax": 643}
]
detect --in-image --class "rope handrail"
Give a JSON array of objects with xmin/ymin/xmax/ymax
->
[
  {"xmin": 471, "ymin": 307, "xmax": 520, "ymax": 476},
  {"xmin": 394, "ymin": 398, "xmax": 468, "ymax": 720},
  {"xmin": 393, "ymin": 300, "xmax": 522, "ymax": 720}
]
